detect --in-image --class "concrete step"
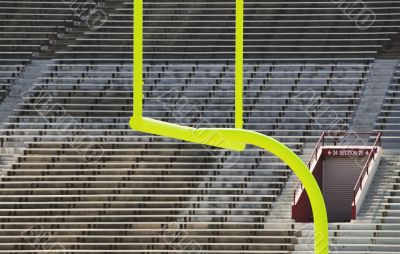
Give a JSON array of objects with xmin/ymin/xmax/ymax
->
[{"xmin": 350, "ymin": 59, "xmax": 398, "ymax": 132}]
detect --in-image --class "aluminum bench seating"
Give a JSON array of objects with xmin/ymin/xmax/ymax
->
[
  {"xmin": 2, "ymin": 121, "xmax": 349, "ymax": 134},
  {"xmin": 66, "ymin": 1, "xmax": 400, "ymax": 60},
  {"xmin": 0, "ymin": 52, "xmax": 33, "ymax": 58},
  {"xmin": 0, "ymin": 59, "xmax": 29, "ymax": 65},
  {"xmin": 0, "ymin": 135, "xmax": 306, "ymax": 147},
  {"xmin": 7, "ymin": 115, "xmax": 352, "ymax": 123},
  {"xmin": 2, "ymin": 0, "xmax": 400, "ymax": 252}
]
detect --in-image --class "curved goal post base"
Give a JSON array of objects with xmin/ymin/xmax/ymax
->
[
  {"xmin": 130, "ymin": 117, "xmax": 329, "ymax": 254},
  {"xmin": 132, "ymin": 0, "xmax": 328, "ymax": 251}
]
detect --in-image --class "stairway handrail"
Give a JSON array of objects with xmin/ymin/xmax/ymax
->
[
  {"xmin": 353, "ymin": 132, "xmax": 382, "ymax": 207},
  {"xmin": 293, "ymin": 132, "xmax": 325, "ymax": 205},
  {"xmin": 293, "ymin": 131, "xmax": 382, "ymax": 206}
]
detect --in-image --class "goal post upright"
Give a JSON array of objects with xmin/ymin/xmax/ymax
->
[
  {"xmin": 130, "ymin": 2, "xmax": 329, "ymax": 252},
  {"xmin": 235, "ymin": 0, "xmax": 244, "ymax": 129},
  {"xmin": 133, "ymin": 0, "xmax": 143, "ymax": 120},
  {"xmin": 133, "ymin": 0, "xmax": 244, "ymax": 126}
]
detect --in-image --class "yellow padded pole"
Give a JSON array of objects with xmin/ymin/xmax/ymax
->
[{"xmin": 130, "ymin": 1, "xmax": 329, "ymax": 252}]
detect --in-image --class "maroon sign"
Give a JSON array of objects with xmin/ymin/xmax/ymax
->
[{"xmin": 322, "ymin": 148, "xmax": 371, "ymax": 158}]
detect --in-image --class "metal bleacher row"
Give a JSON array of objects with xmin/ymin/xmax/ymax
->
[
  {"xmin": 55, "ymin": 0, "xmax": 400, "ymax": 59},
  {"xmin": 0, "ymin": 0, "xmax": 400, "ymax": 253},
  {"xmin": 0, "ymin": 0, "xmax": 82, "ymax": 104}
]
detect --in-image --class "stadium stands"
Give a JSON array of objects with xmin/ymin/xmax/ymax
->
[
  {"xmin": 0, "ymin": 0, "xmax": 400, "ymax": 253},
  {"xmin": 376, "ymin": 62, "xmax": 400, "ymax": 146},
  {"xmin": 0, "ymin": 64, "xmax": 24, "ymax": 102},
  {"xmin": 61, "ymin": 0, "xmax": 400, "ymax": 59}
]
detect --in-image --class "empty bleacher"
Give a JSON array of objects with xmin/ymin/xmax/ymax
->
[
  {"xmin": 376, "ymin": 62, "xmax": 400, "ymax": 146},
  {"xmin": 1, "ymin": 0, "xmax": 400, "ymax": 253},
  {"xmin": 56, "ymin": 0, "xmax": 400, "ymax": 59}
]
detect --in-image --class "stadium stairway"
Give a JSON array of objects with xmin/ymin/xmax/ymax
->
[
  {"xmin": 357, "ymin": 156, "xmax": 399, "ymax": 220},
  {"xmin": 44, "ymin": 0, "xmax": 126, "ymax": 58},
  {"xmin": 266, "ymin": 173, "xmax": 299, "ymax": 222},
  {"xmin": 289, "ymin": 155, "xmax": 400, "ymax": 253},
  {"xmin": 0, "ymin": 60, "xmax": 52, "ymax": 129},
  {"xmin": 351, "ymin": 59, "xmax": 398, "ymax": 132},
  {"xmin": 375, "ymin": 61, "xmax": 400, "ymax": 147},
  {"xmin": 0, "ymin": 152, "xmax": 15, "ymax": 178},
  {"xmin": 0, "ymin": 63, "xmax": 25, "ymax": 104}
]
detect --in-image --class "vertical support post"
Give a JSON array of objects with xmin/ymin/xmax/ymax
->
[
  {"xmin": 133, "ymin": 0, "xmax": 143, "ymax": 120},
  {"xmin": 235, "ymin": 0, "xmax": 244, "ymax": 129}
]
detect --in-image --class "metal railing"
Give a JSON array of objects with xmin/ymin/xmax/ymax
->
[
  {"xmin": 353, "ymin": 132, "xmax": 382, "ymax": 207},
  {"xmin": 293, "ymin": 131, "xmax": 382, "ymax": 205},
  {"xmin": 293, "ymin": 132, "xmax": 325, "ymax": 204}
]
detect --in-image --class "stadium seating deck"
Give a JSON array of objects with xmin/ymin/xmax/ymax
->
[{"xmin": 1, "ymin": 0, "xmax": 400, "ymax": 253}]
